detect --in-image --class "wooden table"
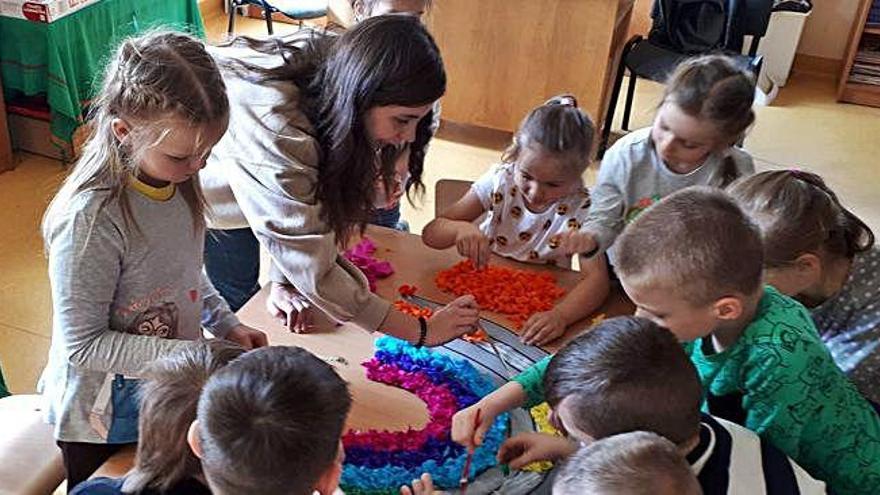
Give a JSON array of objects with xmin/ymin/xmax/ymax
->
[
  {"xmin": 93, "ymin": 226, "xmax": 632, "ymax": 479},
  {"xmin": 237, "ymin": 226, "xmax": 632, "ymax": 430},
  {"xmin": 426, "ymin": 0, "xmax": 636, "ymax": 134}
]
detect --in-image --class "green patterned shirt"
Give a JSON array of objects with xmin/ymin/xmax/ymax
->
[
  {"xmin": 690, "ymin": 286, "xmax": 880, "ymax": 495},
  {"xmin": 513, "ymin": 355, "xmax": 551, "ymax": 409}
]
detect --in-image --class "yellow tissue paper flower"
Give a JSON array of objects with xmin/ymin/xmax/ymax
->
[{"xmin": 520, "ymin": 402, "xmax": 562, "ymax": 472}]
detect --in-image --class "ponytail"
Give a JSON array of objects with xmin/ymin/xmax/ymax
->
[
  {"xmin": 728, "ymin": 170, "xmax": 874, "ymax": 266},
  {"xmin": 788, "ymin": 170, "xmax": 875, "ymax": 257}
]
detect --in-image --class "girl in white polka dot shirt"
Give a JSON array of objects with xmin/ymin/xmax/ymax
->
[
  {"xmin": 422, "ymin": 95, "xmax": 609, "ymax": 345},
  {"xmin": 731, "ymin": 170, "xmax": 880, "ymax": 405}
]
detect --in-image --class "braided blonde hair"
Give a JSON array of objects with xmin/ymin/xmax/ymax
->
[{"xmin": 43, "ymin": 30, "xmax": 228, "ymax": 245}]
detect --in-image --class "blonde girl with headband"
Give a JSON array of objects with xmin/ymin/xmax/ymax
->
[
  {"xmin": 40, "ymin": 31, "xmax": 266, "ymax": 490},
  {"xmin": 423, "ymin": 94, "xmax": 610, "ymax": 345}
]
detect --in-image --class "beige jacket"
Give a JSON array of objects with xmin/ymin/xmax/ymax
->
[{"xmin": 202, "ymin": 42, "xmax": 389, "ymax": 332}]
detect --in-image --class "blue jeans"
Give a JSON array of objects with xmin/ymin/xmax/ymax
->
[
  {"xmin": 204, "ymin": 228, "xmax": 261, "ymax": 312},
  {"xmin": 372, "ymin": 204, "xmax": 409, "ymax": 232},
  {"xmin": 107, "ymin": 375, "xmax": 140, "ymax": 443}
]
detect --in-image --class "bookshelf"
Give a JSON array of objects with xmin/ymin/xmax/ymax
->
[{"xmin": 839, "ymin": 0, "xmax": 880, "ymax": 107}]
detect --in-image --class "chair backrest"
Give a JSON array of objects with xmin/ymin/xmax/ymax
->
[
  {"xmin": 649, "ymin": 0, "xmax": 772, "ymax": 55},
  {"xmin": 434, "ymin": 179, "xmax": 474, "ymax": 218},
  {"xmin": 650, "ymin": 0, "xmax": 728, "ymax": 53},
  {"xmin": 733, "ymin": 0, "xmax": 774, "ymax": 55},
  {"xmin": 736, "ymin": 0, "xmax": 773, "ymax": 37}
]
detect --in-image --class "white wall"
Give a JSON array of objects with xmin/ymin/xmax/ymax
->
[{"xmin": 796, "ymin": 0, "xmax": 862, "ymax": 60}]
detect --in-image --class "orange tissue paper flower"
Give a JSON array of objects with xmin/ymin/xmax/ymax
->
[{"xmin": 435, "ymin": 260, "xmax": 566, "ymax": 328}]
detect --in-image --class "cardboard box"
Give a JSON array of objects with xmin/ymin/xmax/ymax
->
[
  {"xmin": 6, "ymin": 95, "xmax": 88, "ymax": 161},
  {"xmin": 0, "ymin": 0, "xmax": 99, "ymax": 23}
]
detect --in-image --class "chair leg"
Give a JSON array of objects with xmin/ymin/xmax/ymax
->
[
  {"xmin": 227, "ymin": 0, "xmax": 236, "ymax": 35},
  {"xmin": 599, "ymin": 36, "xmax": 641, "ymax": 157},
  {"xmin": 622, "ymin": 71, "xmax": 637, "ymax": 132},
  {"xmin": 265, "ymin": 7, "xmax": 274, "ymax": 35},
  {"xmin": 599, "ymin": 58, "xmax": 629, "ymax": 158}
]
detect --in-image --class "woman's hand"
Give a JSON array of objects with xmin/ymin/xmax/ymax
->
[
  {"xmin": 454, "ymin": 224, "xmax": 492, "ymax": 269},
  {"xmin": 424, "ymin": 295, "xmax": 480, "ymax": 346},
  {"xmin": 266, "ymin": 282, "xmax": 314, "ymax": 333},
  {"xmin": 225, "ymin": 324, "xmax": 268, "ymax": 349}
]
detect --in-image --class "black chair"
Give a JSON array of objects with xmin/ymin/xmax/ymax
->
[
  {"xmin": 227, "ymin": 0, "xmax": 327, "ymax": 36},
  {"xmin": 598, "ymin": 0, "xmax": 773, "ymax": 156}
]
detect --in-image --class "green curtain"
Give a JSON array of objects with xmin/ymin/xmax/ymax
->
[{"xmin": 0, "ymin": 0, "xmax": 205, "ymax": 155}]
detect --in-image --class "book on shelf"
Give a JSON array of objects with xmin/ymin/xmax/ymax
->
[{"xmin": 849, "ymin": 37, "xmax": 880, "ymax": 86}]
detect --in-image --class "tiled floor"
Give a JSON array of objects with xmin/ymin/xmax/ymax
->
[{"xmin": 1, "ymin": 18, "xmax": 879, "ymax": 394}]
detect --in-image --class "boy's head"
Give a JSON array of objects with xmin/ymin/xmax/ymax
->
[
  {"xmin": 544, "ymin": 316, "xmax": 702, "ymax": 445},
  {"xmin": 188, "ymin": 346, "xmax": 352, "ymax": 495},
  {"xmin": 124, "ymin": 340, "xmax": 245, "ymax": 493},
  {"xmin": 553, "ymin": 431, "xmax": 702, "ymax": 495},
  {"xmin": 352, "ymin": 0, "xmax": 432, "ymax": 22},
  {"xmin": 615, "ymin": 186, "xmax": 764, "ymax": 342}
]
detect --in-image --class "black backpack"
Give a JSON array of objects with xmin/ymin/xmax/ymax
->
[{"xmin": 650, "ymin": 0, "xmax": 730, "ymax": 54}]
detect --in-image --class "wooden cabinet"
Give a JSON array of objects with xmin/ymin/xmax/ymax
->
[
  {"xmin": 427, "ymin": 0, "xmax": 636, "ymax": 133},
  {"xmin": 838, "ymin": 0, "xmax": 880, "ymax": 107}
]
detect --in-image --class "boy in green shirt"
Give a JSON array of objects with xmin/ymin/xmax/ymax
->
[{"xmin": 453, "ymin": 187, "xmax": 880, "ymax": 495}]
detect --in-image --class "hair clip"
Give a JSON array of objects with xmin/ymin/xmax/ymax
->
[
  {"xmin": 558, "ymin": 95, "xmax": 577, "ymax": 107},
  {"xmin": 547, "ymin": 94, "xmax": 578, "ymax": 108}
]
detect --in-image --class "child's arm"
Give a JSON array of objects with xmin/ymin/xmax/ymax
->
[
  {"xmin": 451, "ymin": 381, "xmax": 527, "ymax": 449},
  {"xmin": 520, "ymin": 254, "xmax": 610, "ymax": 345},
  {"xmin": 422, "ymin": 190, "xmax": 492, "ymax": 268},
  {"xmin": 198, "ymin": 269, "xmax": 268, "ymax": 348},
  {"xmin": 722, "ymin": 303, "xmax": 880, "ymax": 494},
  {"xmin": 579, "ymin": 145, "xmax": 630, "ymax": 255},
  {"xmin": 199, "ymin": 269, "xmax": 244, "ymax": 337},
  {"xmin": 452, "ymin": 356, "xmax": 551, "ymax": 448}
]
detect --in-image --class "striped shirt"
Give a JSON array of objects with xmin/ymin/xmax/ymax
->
[{"xmin": 691, "ymin": 414, "xmax": 827, "ymax": 494}]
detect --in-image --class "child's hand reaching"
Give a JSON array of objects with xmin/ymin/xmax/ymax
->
[
  {"xmin": 555, "ymin": 230, "xmax": 598, "ymax": 257},
  {"xmin": 520, "ymin": 308, "xmax": 567, "ymax": 346},
  {"xmin": 497, "ymin": 432, "xmax": 578, "ymax": 470},
  {"xmin": 451, "ymin": 403, "xmax": 494, "ymax": 450},
  {"xmin": 454, "ymin": 224, "xmax": 492, "ymax": 269},
  {"xmin": 399, "ymin": 473, "xmax": 447, "ymax": 495},
  {"xmin": 225, "ymin": 324, "xmax": 268, "ymax": 349}
]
